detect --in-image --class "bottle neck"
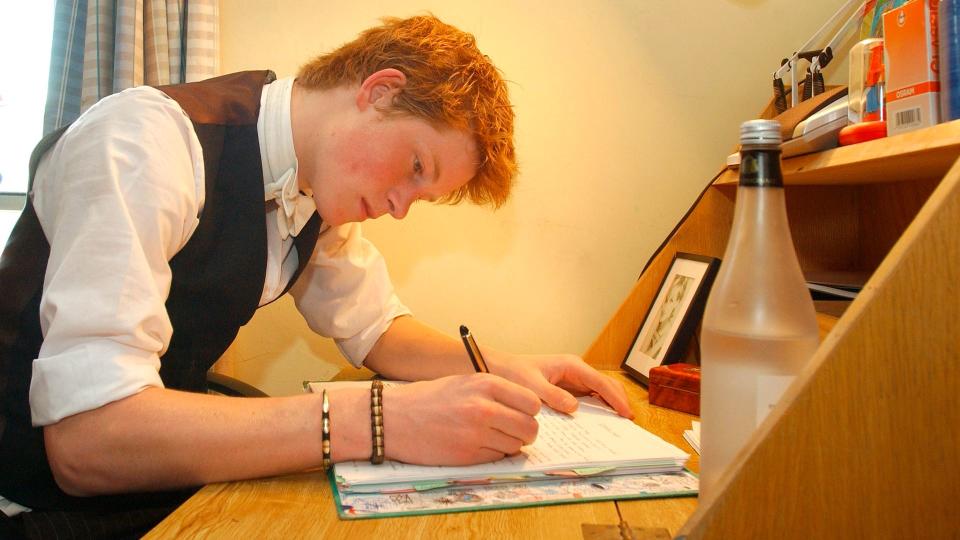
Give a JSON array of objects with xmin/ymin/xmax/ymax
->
[{"xmin": 738, "ymin": 147, "xmax": 783, "ymax": 188}]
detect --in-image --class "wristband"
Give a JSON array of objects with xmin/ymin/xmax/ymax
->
[
  {"xmin": 321, "ymin": 389, "xmax": 332, "ymax": 470},
  {"xmin": 370, "ymin": 380, "xmax": 385, "ymax": 464}
]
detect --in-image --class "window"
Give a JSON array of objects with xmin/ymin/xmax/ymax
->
[{"xmin": 0, "ymin": 1, "xmax": 54, "ymax": 245}]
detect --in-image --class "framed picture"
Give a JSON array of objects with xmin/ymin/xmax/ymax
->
[{"xmin": 622, "ymin": 252, "xmax": 719, "ymax": 385}]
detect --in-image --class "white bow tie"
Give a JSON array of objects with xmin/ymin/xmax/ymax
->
[{"xmin": 264, "ymin": 167, "xmax": 315, "ymax": 240}]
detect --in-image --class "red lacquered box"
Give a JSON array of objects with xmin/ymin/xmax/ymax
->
[{"xmin": 648, "ymin": 363, "xmax": 701, "ymax": 416}]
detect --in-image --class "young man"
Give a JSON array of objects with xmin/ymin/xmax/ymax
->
[{"xmin": 0, "ymin": 15, "xmax": 632, "ymax": 535}]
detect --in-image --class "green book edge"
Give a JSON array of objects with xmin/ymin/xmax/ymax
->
[{"xmin": 328, "ymin": 468, "xmax": 699, "ymax": 520}]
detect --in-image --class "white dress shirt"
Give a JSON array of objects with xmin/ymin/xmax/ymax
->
[{"xmin": 27, "ymin": 77, "xmax": 410, "ymax": 429}]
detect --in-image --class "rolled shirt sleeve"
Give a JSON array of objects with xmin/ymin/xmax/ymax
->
[
  {"xmin": 29, "ymin": 86, "xmax": 204, "ymax": 426},
  {"xmin": 290, "ymin": 222, "xmax": 411, "ymax": 367}
]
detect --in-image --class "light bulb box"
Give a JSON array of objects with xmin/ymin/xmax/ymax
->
[{"xmin": 884, "ymin": 0, "xmax": 941, "ymax": 136}]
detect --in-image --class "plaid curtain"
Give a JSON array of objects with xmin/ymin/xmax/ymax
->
[{"xmin": 43, "ymin": 0, "xmax": 219, "ymax": 134}]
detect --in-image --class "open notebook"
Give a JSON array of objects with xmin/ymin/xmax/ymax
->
[{"xmin": 306, "ymin": 380, "xmax": 690, "ymax": 495}]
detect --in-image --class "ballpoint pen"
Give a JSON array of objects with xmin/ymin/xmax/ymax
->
[{"xmin": 459, "ymin": 325, "xmax": 489, "ymax": 373}]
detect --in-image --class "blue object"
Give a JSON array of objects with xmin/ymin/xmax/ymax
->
[
  {"xmin": 941, "ymin": 0, "xmax": 960, "ymax": 121},
  {"xmin": 865, "ymin": 85, "xmax": 883, "ymax": 116}
]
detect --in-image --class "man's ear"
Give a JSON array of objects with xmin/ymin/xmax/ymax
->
[{"xmin": 356, "ymin": 68, "xmax": 407, "ymax": 111}]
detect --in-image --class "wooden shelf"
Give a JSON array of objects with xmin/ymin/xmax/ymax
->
[
  {"xmin": 714, "ymin": 119, "xmax": 960, "ymax": 186},
  {"xmin": 587, "ymin": 115, "xmax": 960, "ymax": 538},
  {"xmin": 679, "ymin": 154, "xmax": 960, "ymax": 539}
]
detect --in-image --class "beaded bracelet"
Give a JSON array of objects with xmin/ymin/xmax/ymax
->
[
  {"xmin": 370, "ymin": 380, "xmax": 385, "ymax": 464},
  {"xmin": 321, "ymin": 389, "xmax": 332, "ymax": 471}
]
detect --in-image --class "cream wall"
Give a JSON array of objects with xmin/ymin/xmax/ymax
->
[{"xmin": 219, "ymin": 0, "xmax": 850, "ymax": 395}]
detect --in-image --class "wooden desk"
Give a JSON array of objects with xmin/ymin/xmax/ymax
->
[{"xmin": 146, "ymin": 371, "xmax": 699, "ymax": 539}]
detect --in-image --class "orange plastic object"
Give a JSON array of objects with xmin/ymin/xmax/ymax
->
[{"xmin": 839, "ymin": 121, "xmax": 887, "ymax": 146}]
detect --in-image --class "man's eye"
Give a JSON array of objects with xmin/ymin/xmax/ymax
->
[{"xmin": 413, "ymin": 156, "xmax": 423, "ymax": 175}]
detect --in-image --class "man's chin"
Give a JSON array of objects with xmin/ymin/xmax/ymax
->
[{"xmin": 314, "ymin": 205, "xmax": 351, "ymax": 227}]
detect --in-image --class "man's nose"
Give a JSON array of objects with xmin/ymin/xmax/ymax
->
[{"xmin": 388, "ymin": 187, "xmax": 416, "ymax": 219}]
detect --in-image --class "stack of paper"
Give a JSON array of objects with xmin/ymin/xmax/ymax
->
[
  {"xmin": 683, "ymin": 421, "xmax": 701, "ymax": 455},
  {"xmin": 306, "ymin": 381, "xmax": 689, "ymax": 495}
]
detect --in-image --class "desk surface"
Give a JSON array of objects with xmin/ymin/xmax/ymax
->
[{"xmin": 145, "ymin": 371, "xmax": 699, "ymax": 539}]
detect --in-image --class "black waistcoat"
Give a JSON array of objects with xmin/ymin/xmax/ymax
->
[{"xmin": 0, "ymin": 70, "xmax": 321, "ymax": 511}]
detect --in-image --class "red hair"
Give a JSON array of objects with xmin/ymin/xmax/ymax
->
[{"xmin": 297, "ymin": 15, "xmax": 516, "ymax": 207}]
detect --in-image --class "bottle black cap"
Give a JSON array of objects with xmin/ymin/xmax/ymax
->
[{"xmin": 738, "ymin": 120, "xmax": 783, "ymax": 188}]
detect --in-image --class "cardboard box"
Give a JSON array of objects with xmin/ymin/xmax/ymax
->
[
  {"xmin": 648, "ymin": 363, "xmax": 700, "ymax": 416},
  {"xmin": 884, "ymin": 0, "xmax": 941, "ymax": 136}
]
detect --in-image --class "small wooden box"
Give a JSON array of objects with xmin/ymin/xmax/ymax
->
[{"xmin": 647, "ymin": 363, "xmax": 701, "ymax": 416}]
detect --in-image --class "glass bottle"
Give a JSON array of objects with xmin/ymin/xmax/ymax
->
[{"xmin": 698, "ymin": 119, "xmax": 819, "ymax": 501}]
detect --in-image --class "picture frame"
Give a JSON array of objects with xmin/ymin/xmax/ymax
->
[{"xmin": 621, "ymin": 252, "xmax": 720, "ymax": 385}]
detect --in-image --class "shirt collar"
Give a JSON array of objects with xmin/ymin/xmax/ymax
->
[{"xmin": 258, "ymin": 76, "xmax": 316, "ymax": 240}]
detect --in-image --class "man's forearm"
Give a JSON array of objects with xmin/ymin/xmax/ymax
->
[
  {"xmin": 363, "ymin": 316, "xmax": 481, "ymax": 381},
  {"xmin": 43, "ymin": 386, "xmax": 372, "ymax": 496}
]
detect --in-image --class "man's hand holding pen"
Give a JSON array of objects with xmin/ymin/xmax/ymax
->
[
  {"xmin": 364, "ymin": 318, "xmax": 634, "ymax": 468},
  {"xmin": 382, "ymin": 374, "xmax": 541, "ymax": 465}
]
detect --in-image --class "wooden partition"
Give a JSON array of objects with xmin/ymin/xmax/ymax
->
[
  {"xmin": 679, "ymin": 151, "xmax": 960, "ymax": 539},
  {"xmin": 583, "ymin": 120, "xmax": 960, "ymax": 536}
]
